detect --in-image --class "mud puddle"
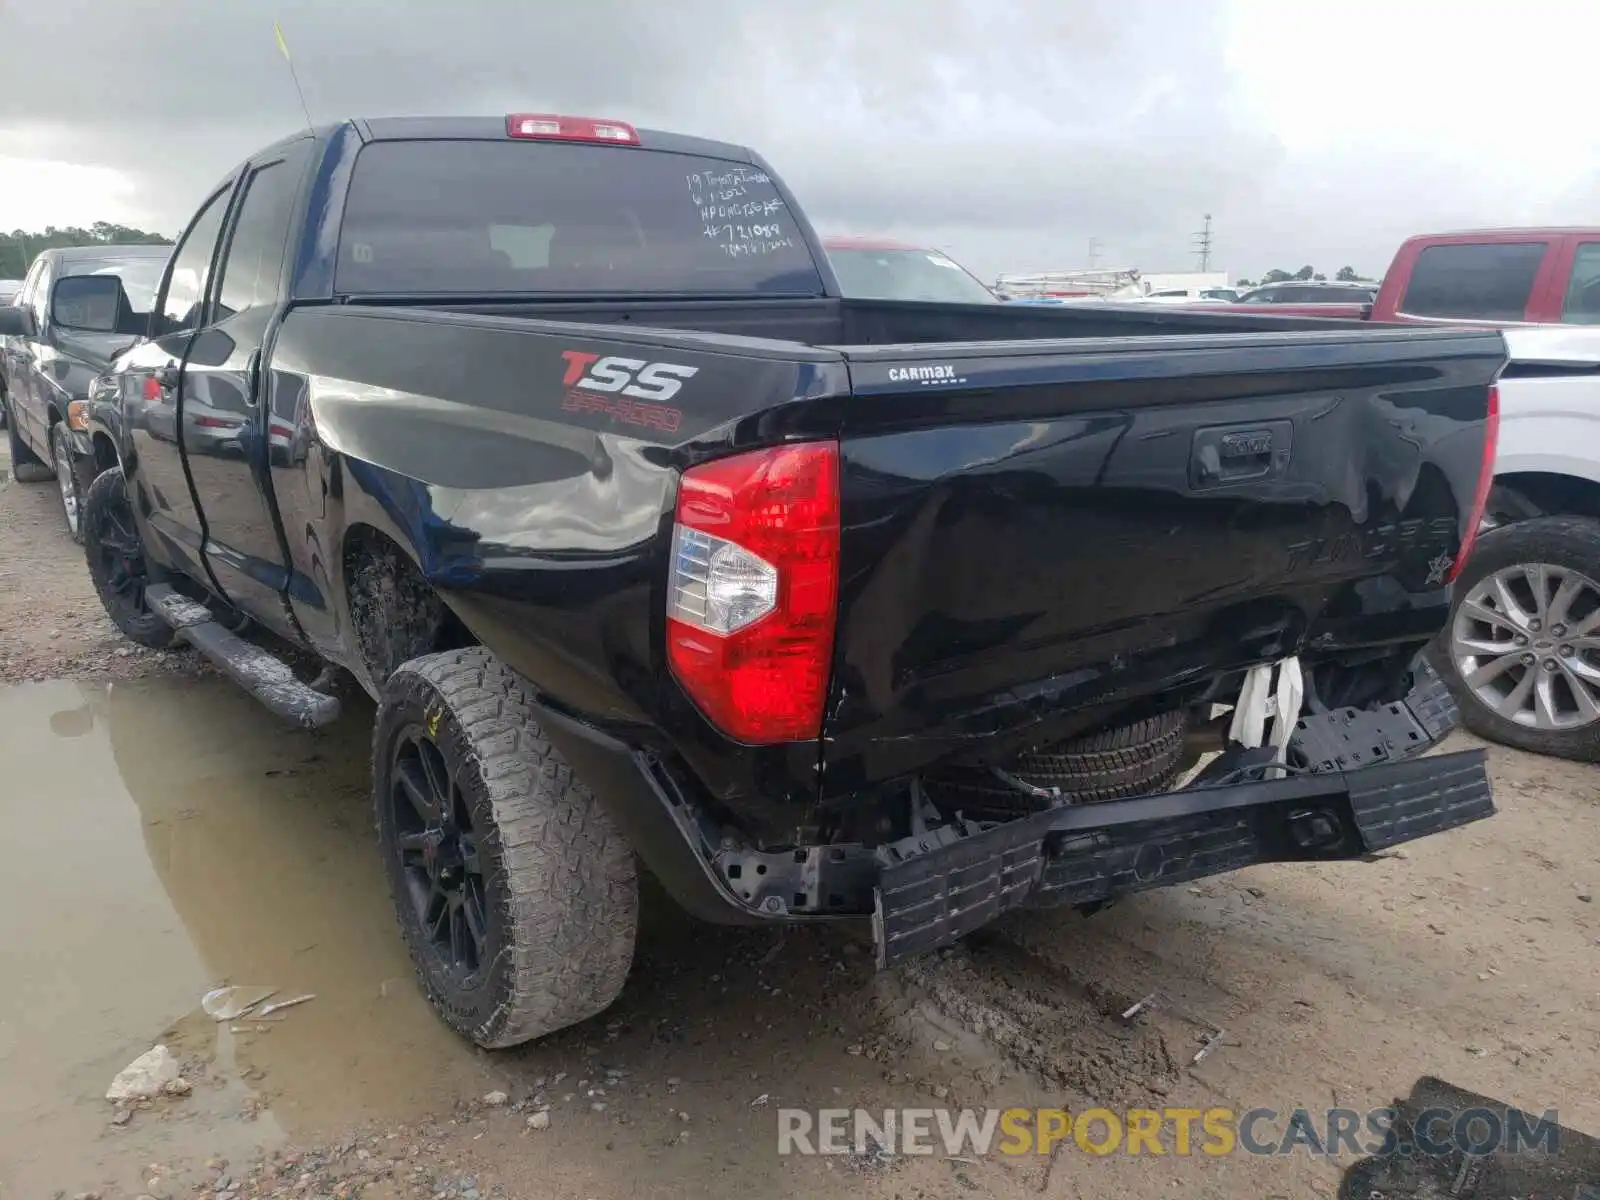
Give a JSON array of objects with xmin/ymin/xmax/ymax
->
[
  {"xmin": 0, "ymin": 676, "xmax": 494, "ymax": 1196},
  {"xmin": 0, "ymin": 674, "xmax": 1010, "ymax": 1200}
]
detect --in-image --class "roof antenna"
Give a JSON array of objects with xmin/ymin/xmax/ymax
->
[{"xmin": 274, "ymin": 20, "xmax": 315, "ymax": 133}]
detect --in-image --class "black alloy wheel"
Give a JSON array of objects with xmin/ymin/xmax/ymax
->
[
  {"xmin": 387, "ymin": 727, "xmax": 490, "ymax": 979},
  {"xmin": 81, "ymin": 467, "xmax": 174, "ymax": 648},
  {"xmin": 373, "ymin": 649, "xmax": 638, "ymax": 1050}
]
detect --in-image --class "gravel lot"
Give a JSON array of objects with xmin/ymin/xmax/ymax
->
[{"xmin": 3, "ymin": 439, "xmax": 1596, "ymax": 1200}]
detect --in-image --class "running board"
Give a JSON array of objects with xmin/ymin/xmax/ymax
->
[{"xmin": 144, "ymin": 584, "xmax": 340, "ymax": 729}]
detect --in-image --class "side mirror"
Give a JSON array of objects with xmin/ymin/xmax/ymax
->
[
  {"xmin": 52, "ymin": 273, "xmax": 125, "ymax": 333},
  {"xmin": 0, "ymin": 303, "xmax": 36, "ymax": 337}
]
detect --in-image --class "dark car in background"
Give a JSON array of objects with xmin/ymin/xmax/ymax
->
[
  {"xmin": 0, "ymin": 244, "xmax": 169, "ymax": 537},
  {"xmin": 0, "ymin": 280, "xmax": 19, "ymax": 428},
  {"xmin": 822, "ymin": 235, "xmax": 998, "ymax": 303},
  {"xmin": 1237, "ymin": 280, "xmax": 1378, "ymax": 305}
]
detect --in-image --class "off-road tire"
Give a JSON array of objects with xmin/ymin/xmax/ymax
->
[
  {"xmin": 373, "ymin": 648, "xmax": 638, "ymax": 1049},
  {"xmin": 4, "ymin": 398, "xmax": 52, "ymax": 481},
  {"xmin": 81, "ymin": 467, "xmax": 175, "ymax": 649},
  {"xmin": 1431, "ymin": 515, "xmax": 1600, "ymax": 762}
]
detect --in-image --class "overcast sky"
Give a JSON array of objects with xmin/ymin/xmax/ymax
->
[{"xmin": 2, "ymin": 0, "xmax": 1595, "ymax": 282}]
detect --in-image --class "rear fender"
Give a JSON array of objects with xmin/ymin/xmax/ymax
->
[
  {"xmin": 1492, "ymin": 371, "xmax": 1600, "ymax": 487},
  {"xmin": 309, "ymin": 454, "xmax": 452, "ymax": 698}
]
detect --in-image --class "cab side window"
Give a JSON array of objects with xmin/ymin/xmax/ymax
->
[
  {"xmin": 157, "ymin": 187, "xmax": 232, "ymax": 337},
  {"xmin": 1401, "ymin": 242, "xmax": 1546, "ymax": 322},
  {"xmin": 213, "ymin": 144, "xmax": 310, "ymax": 322},
  {"xmin": 1561, "ymin": 243, "xmax": 1600, "ymax": 325}
]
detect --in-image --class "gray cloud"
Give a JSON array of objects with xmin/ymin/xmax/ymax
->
[{"xmin": 2, "ymin": 0, "xmax": 1588, "ymax": 280}]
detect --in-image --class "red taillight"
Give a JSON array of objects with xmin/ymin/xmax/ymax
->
[
  {"xmin": 1448, "ymin": 382, "xmax": 1500, "ymax": 583},
  {"xmin": 505, "ymin": 113, "xmax": 639, "ymax": 144},
  {"xmin": 666, "ymin": 442, "xmax": 840, "ymax": 744}
]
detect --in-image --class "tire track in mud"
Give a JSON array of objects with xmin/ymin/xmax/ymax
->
[{"xmin": 883, "ymin": 934, "xmax": 1184, "ymax": 1104}]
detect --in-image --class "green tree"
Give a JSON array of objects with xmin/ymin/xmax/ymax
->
[
  {"xmin": 1312, "ymin": 272, "xmax": 1327, "ymax": 281},
  {"xmin": 0, "ymin": 223, "xmax": 171, "ymax": 279},
  {"xmin": 1236, "ymin": 277, "xmax": 1256, "ymax": 287},
  {"xmin": 1261, "ymin": 268, "xmax": 1293, "ymax": 284},
  {"xmin": 1293, "ymin": 264, "xmax": 1315, "ymax": 281},
  {"xmin": 1335, "ymin": 265, "xmax": 1359, "ymax": 281}
]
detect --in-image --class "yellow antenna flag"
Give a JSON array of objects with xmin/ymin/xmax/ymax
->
[{"xmin": 273, "ymin": 20, "xmax": 314, "ymax": 130}]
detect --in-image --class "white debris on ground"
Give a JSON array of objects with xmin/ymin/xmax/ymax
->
[
  {"xmin": 201, "ymin": 986, "xmax": 280, "ymax": 1021},
  {"xmin": 105, "ymin": 1044, "xmax": 181, "ymax": 1103}
]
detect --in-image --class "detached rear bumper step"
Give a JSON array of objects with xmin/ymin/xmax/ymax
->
[
  {"xmin": 145, "ymin": 584, "xmax": 340, "ymax": 729},
  {"xmin": 872, "ymin": 749, "xmax": 1494, "ymax": 967}
]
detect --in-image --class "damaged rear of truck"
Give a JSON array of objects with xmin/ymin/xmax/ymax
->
[{"xmin": 87, "ymin": 114, "xmax": 1506, "ymax": 1050}]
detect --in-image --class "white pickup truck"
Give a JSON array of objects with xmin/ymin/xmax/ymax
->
[{"xmin": 1437, "ymin": 323, "xmax": 1600, "ymax": 761}]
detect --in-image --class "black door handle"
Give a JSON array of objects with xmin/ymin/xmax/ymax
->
[
  {"xmin": 1190, "ymin": 420, "xmax": 1294, "ymax": 489},
  {"xmin": 244, "ymin": 349, "xmax": 262, "ymax": 406}
]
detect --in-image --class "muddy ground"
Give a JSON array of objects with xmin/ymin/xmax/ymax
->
[{"xmin": 2, "ymin": 441, "xmax": 1597, "ymax": 1200}]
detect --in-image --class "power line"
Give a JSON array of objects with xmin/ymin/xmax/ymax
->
[{"xmin": 1192, "ymin": 214, "xmax": 1213, "ymax": 272}]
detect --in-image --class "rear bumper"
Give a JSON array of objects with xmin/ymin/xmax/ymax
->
[
  {"xmin": 534, "ymin": 659, "xmax": 1495, "ymax": 965},
  {"xmin": 872, "ymin": 748, "xmax": 1491, "ymax": 966}
]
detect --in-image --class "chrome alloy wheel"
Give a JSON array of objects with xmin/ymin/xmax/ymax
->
[
  {"xmin": 1450, "ymin": 562, "xmax": 1600, "ymax": 730},
  {"xmin": 52, "ymin": 424, "xmax": 81, "ymax": 537}
]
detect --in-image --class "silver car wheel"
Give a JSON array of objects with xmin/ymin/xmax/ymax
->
[
  {"xmin": 52, "ymin": 424, "xmax": 81, "ymax": 536},
  {"xmin": 1450, "ymin": 562, "xmax": 1600, "ymax": 730}
]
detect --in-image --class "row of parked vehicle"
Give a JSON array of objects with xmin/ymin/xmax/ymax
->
[{"xmin": 0, "ymin": 111, "xmax": 1568, "ymax": 1055}]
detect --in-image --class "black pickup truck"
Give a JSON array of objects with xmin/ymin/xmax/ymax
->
[
  {"xmin": 29, "ymin": 113, "xmax": 1505, "ymax": 1050},
  {"xmin": 0, "ymin": 243, "xmax": 171, "ymax": 538}
]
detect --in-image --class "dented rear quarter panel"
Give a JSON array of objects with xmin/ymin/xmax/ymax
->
[{"xmin": 266, "ymin": 305, "xmax": 855, "ymax": 829}]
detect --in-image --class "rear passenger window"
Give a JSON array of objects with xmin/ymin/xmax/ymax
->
[
  {"xmin": 1561, "ymin": 243, "xmax": 1600, "ymax": 325},
  {"xmin": 1401, "ymin": 242, "xmax": 1546, "ymax": 321},
  {"xmin": 215, "ymin": 144, "xmax": 310, "ymax": 320}
]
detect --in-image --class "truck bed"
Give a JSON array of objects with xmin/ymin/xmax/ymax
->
[
  {"xmin": 275, "ymin": 298, "xmax": 1504, "ymax": 829},
  {"xmin": 398, "ymin": 292, "xmax": 1369, "ymax": 347}
]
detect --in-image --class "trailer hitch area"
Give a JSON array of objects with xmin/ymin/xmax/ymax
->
[{"xmin": 707, "ymin": 841, "xmax": 879, "ymax": 918}]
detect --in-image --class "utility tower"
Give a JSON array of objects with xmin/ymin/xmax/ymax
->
[
  {"xmin": 1193, "ymin": 215, "xmax": 1213, "ymax": 272},
  {"xmin": 1086, "ymin": 237, "xmax": 1102, "ymax": 269}
]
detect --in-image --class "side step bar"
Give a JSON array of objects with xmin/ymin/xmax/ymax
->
[{"xmin": 144, "ymin": 584, "xmax": 340, "ymax": 729}]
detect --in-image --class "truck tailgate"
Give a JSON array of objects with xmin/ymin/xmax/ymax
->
[{"xmin": 819, "ymin": 328, "xmax": 1506, "ymax": 794}]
